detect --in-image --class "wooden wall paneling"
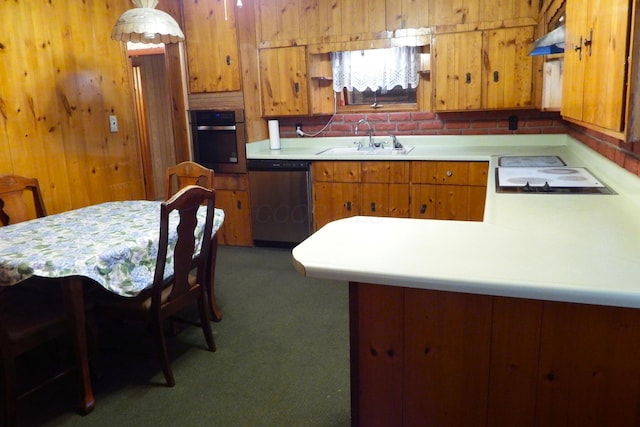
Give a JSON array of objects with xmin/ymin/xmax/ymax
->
[
  {"xmin": 430, "ymin": 0, "xmax": 479, "ymax": 26},
  {"xmin": 487, "ymin": 297, "xmax": 542, "ymax": 426},
  {"xmin": 387, "ymin": 0, "xmax": 431, "ymax": 30},
  {"xmin": 0, "ymin": 0, "xmax": 144, "ymax": 215},
  {"xmin": 163, "ymin": 43, "xmax": 191, "ymax": 163},
  {"xmin": 481, "ymin": 0, "xmax": 539, "ymax": 23},
  {"xmin": 349, "ymin": 282, "xmax": 404, "ymax": 427},
  {"xmin": 306, "ymin": 0, "xmax": 342, "ymax": 38},
  {"xmin": 341, "ymin": 0, "xmax": 386, "ymax": 35},
  {"xmin": 82, "ymin": 2, "xmax": 144, "ymax": 204},
  {"xmin": 537, "ymin": 301, "xmax": 640, "ymax": 427},
  {"xmin": 403, "ymin": 288, "xmax": 492, "ymax": 425}
]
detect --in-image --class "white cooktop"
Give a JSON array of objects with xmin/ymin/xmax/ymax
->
[{"xmin": 497, "ymin": 167, "xmax": 605, "ymax": 188}]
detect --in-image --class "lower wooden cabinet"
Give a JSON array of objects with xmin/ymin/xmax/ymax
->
[
  {"xmin": 311, "ymin": 160, "xmax": 488, "ymax": 229},
  {"xmin": 214, "ymin": 174, "xmax": 252, "ymax": 246},
  {"xmin": 350, "ymin": 282, "xmax": 640, "ymax": 427}
]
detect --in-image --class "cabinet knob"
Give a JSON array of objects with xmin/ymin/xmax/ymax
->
[
  {"xmin": 446, "ymin": 170, "xmax": 453, "ymax": 177},
  {"xmin": 226, "ymin": 55, "xmax": 231, "ymax": 65},
  {"xmin": 346, "ymin": 201, "xmax": 352, "ymax": 211},
  {"xmin": 370, "ymin": 202, "xmax": 376, "ymax": 212},
  {"xmin": 420, "ymin": 204, "xmax": 427, "ymax": 214},
  {"xmin": 465, "ymin": 73, "xmax": 472, "ymax": 84},
  {"xmin": 493, "ymin": 71, "xmax": 499, "ymax": 82},
  {"xmin": 236, "ymin": 200, "xmax": 242, "ymax": 209}
]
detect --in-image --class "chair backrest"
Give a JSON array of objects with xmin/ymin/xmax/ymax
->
[
  {"xmin": 0, "ymin": 174, "xmax": 47, "ymax": 226},
  {"xmin": 152, "ymin": 185, "xmax": 216, "ymax": 311},
  {"xmin": 165, "ymin": 161, "xmax": 214, "ymax": 199}
]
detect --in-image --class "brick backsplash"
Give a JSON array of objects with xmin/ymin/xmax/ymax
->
[{"xmin": 276, "ymin": 110, "xmax": 640, "ymax": 177}]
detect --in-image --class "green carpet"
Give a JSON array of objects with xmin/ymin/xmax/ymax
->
[{"xmin": 18, "ymin": 246, "xmax": 351, "ymax": 426}]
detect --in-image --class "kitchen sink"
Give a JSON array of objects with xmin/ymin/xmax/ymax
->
[{"xmin": 316, "ymin": 146, "xmax": 414, "ymax": 155}]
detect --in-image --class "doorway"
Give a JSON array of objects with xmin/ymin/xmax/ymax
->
[{"xmin": 129, "ymin": 48, "xmax": 177, "ymax": 200}]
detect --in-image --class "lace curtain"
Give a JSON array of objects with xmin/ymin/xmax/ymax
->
[{"xmin": 331, "ymin": 46, "xmax": 419, "ymax": 93}]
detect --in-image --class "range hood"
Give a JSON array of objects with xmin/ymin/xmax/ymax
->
[{"xmin": 530, "ymin": 24, "xmax": 565, "ymax": 56}]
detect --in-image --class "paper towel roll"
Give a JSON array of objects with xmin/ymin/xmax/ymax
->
[{"xmin": 268, "ymin": 120, "xmax": 281, "ymax": 150}]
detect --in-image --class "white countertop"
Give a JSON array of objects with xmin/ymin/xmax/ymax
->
[{"xmin": 249, "ymin": 134, "xmax": 640, "ymax": 309}]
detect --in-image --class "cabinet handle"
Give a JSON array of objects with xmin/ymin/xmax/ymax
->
[
  {"xmin": 420, "ymin": 204, "xmax": 427, "ymax": 214},
  {"xmin": 346, "ymin": 201, "xmax": 352, "ymax": 211},
  {"xmin": 465, "ymin": 73, "xmax": 472, "ymax": 84},
  {"xmin": 370, "ymin": 202, "xmax": 376, "ymax": 212},
  {"xmin": 294, "ymin": 82, "xmax": 300, "ymax": 93},
  {"xmin": 226, "ymin": 55, "xmax": 231, "ymax": 66},
  {"xmin": 236, "ymin": 200, "xmax": 242, "ymax": 209},
  {"xmin": 575, "ymin": 36, "xmax": 583, "ymax": 60},
  {"xmin": 493, "ymin": 71, "xmax": 499, "ymax": 82},
  {"xmin": 583, "ymin": 29, "xmax": 593, "ymax": 56}
]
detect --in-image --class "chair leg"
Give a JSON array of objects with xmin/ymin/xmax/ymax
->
[
  {"xmin": 151, "ymin": 319, "xmax": 175, "ymax": 387},
  {"xmin": 1, "ymin": 356, "xmax": 17, "ymax": 427},
  {"xmin": 198, "ymin": 294, "xmax": 216, "ymax": 352}
]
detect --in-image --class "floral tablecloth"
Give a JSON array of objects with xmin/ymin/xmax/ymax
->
[{"xmin": 0, "ymin": 201, "xmax": 224, "ymax": 297}]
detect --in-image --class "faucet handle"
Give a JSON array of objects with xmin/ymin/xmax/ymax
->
[{"xmin": 390, "ymin": 134, "xmax": 403, "ymax": 149}]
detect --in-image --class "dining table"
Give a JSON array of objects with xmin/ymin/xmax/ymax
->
[{"xmin": 0, "ymin": 200, "xmax": 225, "ymax": 414}]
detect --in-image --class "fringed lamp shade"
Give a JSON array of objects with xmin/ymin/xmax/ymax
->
[{"xmin": 111, "ymin": 0, "xmax": 184, "ymax": 44}]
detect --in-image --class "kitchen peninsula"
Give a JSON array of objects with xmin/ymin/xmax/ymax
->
[{"xmin": 249, "ymin": 134, "xmax": 640, "ymax": 427}]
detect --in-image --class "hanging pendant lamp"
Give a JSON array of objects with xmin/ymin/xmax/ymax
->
[{"xmin": 111, "ymin": 0, "xmax": 185, "ymax": 44}]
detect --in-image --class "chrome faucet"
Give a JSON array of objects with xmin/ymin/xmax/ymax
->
[{"xmin": 355, "ymin": 119, "xmax": 374, "ymax": 148}]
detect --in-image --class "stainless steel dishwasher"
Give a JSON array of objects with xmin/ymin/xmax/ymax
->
[{"xmin": 247, "ymin": 159, "xmax": 312, "ymax": 246}]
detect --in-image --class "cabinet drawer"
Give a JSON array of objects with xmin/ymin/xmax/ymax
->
[
  {"xmin": 361, "ymin": 161, "xmax": 410, "ymax": 183},
  {"xmin": 312, "ymin": 161, "xmax": 360, "ymax": 182}
]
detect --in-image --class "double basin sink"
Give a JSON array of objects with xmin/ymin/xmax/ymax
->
[{"xmin": 316, "ymin": 145, "xmax": 414, "ymax": 156}]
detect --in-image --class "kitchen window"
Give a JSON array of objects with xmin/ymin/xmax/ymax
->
[{"xmin": 331, "ymin": 46, "xmax": 419, "ymax": 109}]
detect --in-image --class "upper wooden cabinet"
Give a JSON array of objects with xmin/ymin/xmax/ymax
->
[
  {"xmin": 434, "ymin": 27, "xmax": 534, "ymax": 111},
  {"xmin": 259, "ymin": 46, "xmax": 309, "ymax": 117},
  {"xmin": 181, "ymin": 0, "xmax": 242, "ymax": 93},
  {"xmin": 561, "ymin": 0, "xmax": 631, "ymax": 134}
]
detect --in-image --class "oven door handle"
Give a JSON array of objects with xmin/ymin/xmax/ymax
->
[{"xmin": 196, "ymin": 125, "xmax": 237, "ymax": 131}]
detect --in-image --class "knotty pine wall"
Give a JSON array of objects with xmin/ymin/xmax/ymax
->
[{"xmin": 0, "ymin": 0, "xmax": 144, "ymax": 215}]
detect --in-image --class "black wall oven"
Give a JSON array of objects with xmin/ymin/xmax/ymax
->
[{"xmin": 190, "ymin": 110, "xmax": 246, "ymax": 173}]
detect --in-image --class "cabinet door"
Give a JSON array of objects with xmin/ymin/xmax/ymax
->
[
  {"xmin": 259, "ymin": 46, "xmax": 309, "ymax": 116},
  {"xmin": 409, "ymin": 184, "xmax": 437, "ymax": 219},
  {"xmin": 434, "ymin": 32, "xmax": 483, "ymax": 111},
  {"xmin": 361, "ymin": 183, "xmax": 410, "ymax": 218},
  {"xmin": 312, "ymin": 182, "xmax": 360, "ymax": 230},
  {"xmin": 562, "ymin": 0, "xmax": 630, "ymax": 132},
  {"xmin": 436, "ymin": 185, "xmax": 470, "ymax": 220},
  {"xmin": 182, "ymin": 0, "xmax": 241, "ymax": 93},
  {"xmin": 483, "ymin": 27, "xmax": 534, "ymax": 109},
  {"xmin": 216, "ymin": 190, "xmax": 253, "ymax": 246}
]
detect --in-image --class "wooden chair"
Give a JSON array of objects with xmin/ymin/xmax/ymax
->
[
  {"xmin": 0, "ymin": 175, "xmax": 72, "ymax": 425},
  {"xmin": 94, "ymin": 185, "xmax": 217, "ymax": 387},
  {"xmin": 165, "ymin": 161, "xmax": 214, "ymax": 200},
  {"xmin": 0, "ymin": 174, "xmax": 47, "ymax": 226},
  {"xmin": 165, "ymin": 162, "xmax": 222, "ymax": 321},
  {"xmin": 0, "ymin": 283, "xmax": 73, "ymax": 426}
]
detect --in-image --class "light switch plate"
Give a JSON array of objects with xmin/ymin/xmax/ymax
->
[{"xmin": 109, "ymin": 115, "xmax": 118, "ymax": 132}]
